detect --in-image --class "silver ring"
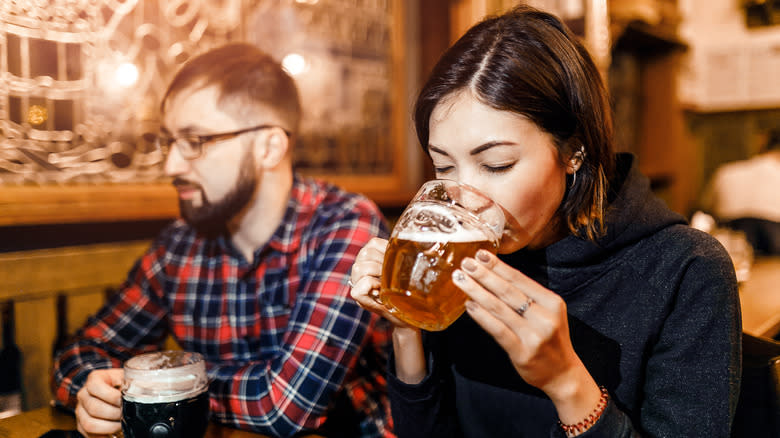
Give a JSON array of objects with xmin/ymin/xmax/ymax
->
[
  {"xmin": 515, "ymin": 297, "xmax": 535, "ymax": 317},
  {"xmin": 347, "ymin": 279, "xmax": 355, "ymax": 288}
]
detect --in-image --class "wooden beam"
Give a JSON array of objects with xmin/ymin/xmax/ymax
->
[
  {"xmin": 0, "ymin": 184, "xmax": 179, "ymax": 226},
  {"xmin": 0, "ymin": 241, "xmax": 149, "ymax": 301}
]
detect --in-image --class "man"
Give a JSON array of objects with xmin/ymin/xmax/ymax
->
[{"xmin": 52, "ymin": 43, "xmax": 393, "ymax": 437}]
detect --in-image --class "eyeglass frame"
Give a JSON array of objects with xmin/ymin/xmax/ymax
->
[{"xmin": 155, "ymin": 124, "xmax": 292, "ymax": 160}]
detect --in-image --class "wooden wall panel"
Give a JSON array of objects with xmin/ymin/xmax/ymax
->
[
  {"xmin": 1, "ymin": 241, "xmax": 149, "ymax": 411},
  {"xmin": 16, "ymin": 298, "xmax": 56, "ymax": 410}
]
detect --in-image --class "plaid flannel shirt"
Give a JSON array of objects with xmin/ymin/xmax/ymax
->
[{"xmin": 52, "ymin": 176, "xmax": 393, "ymax": 437}]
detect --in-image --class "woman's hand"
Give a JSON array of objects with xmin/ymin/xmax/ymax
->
[
  {"xmin": 453, "ymin": 249, "xmax": 601, "ymax": 423},
  {"xmin": 349, "ymin": 237, "xmax": 412, "ymax": 329},
  {"xmin": 349, "ymin": 237, "xmax": 426, "ymax": 383}
]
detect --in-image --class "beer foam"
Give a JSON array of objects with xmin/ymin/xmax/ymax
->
[
  {"xmin": 396, "ymin": 228, "xmax": 490, "ymax": 243},
  {"xmin": 398, "ymin": 202, "xmax": 502, "ymax": 242},
  {"xmin": 125, "ymin": 350, "xmax": 199, "ymax": 370},
  {"xmin": 123, "ymin": 351, "xmax": 208, "ymax": 403}
]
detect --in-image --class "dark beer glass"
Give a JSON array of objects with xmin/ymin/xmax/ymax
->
[
  {"xmin": 121, "ymin": 351, "xmax": 209, "ymax": 438},
  {"xmin": 380, "ymin": 180, "xmax": 505, "ymax": 331}
]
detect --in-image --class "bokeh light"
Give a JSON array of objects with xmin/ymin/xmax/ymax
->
[
  {"xmin": 115, "ymin": 62, "xmax": 139, "ymax": 88},
  {"xmin": 282, "ymin": 53, "xmax": 307, "ymax": 76}
]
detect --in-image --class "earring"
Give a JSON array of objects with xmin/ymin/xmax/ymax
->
[
  {"xmin": 572, "ymin": 146, "xmax": 586, "ymax": 164},
  {"xmin": 570, "ymin": 146, "xmax": 585, "ymax": 189}
]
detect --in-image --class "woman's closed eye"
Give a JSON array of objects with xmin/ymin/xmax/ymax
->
[
  {"xmin": 434, "ymin": 165, "xmax": 455, "ymax": 174},
  {"xmin": 482, "ymin": 162, "xmax": 516, "ymax": 173}
]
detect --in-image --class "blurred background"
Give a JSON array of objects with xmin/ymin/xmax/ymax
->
[{"xmin": 0, "ymin": 0, "xmax": 779, "ymax": 415}]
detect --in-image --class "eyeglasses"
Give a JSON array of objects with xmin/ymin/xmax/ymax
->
[{"xmin": 155, "ymin": 124, "xmax": 291, "ymax": 160}]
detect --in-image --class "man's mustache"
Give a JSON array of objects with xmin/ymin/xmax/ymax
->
[{"xmin": 172, "ymin": 178, "xmax": 201, "ymax": 190}]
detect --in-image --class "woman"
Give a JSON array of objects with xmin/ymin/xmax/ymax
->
[{"xmin": 350, "ymin": 5, "xmax": 740, "ymax": 437}]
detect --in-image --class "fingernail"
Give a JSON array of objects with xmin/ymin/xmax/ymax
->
[
  {"xmin": 462, "ymin": 258, "xmax": 477, "ymax": 272},
  {"xmin": 453, "ymin": 269, "xmax": 466, "ymax": 283},
  {"xmin": 477, "ymin": 250, "xmax": 491, "ymax": 263}
]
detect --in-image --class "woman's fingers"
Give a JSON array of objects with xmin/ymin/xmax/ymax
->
[
  {"xmin": 457, "ymin": 256, "xmax": 550, "ymax": 328},
  {"xmin": 453, "ymin": 269, "xmax": 528, "ymax": 357},
  {"xmin": 349, "ymin": 237, "xmax": 413, "ymax": 328},
  {"xmin": 470, "ymin": 250, "xmax": 560, "ymax": 309},
  {"xmin": 453, "ymin": 263, "xmax": 536, "ymax": 325},
  {"xmin": 349, "ymin": 237, "xmax": 387, "ymax": 283},
  {"xmin": 349, "ymin": 274, "xmax": 412, "ymax": 328}
]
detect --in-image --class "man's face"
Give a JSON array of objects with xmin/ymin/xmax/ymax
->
[{"xmin": 161, "ymin": 85, "xmax": 258, "ymax": 233}]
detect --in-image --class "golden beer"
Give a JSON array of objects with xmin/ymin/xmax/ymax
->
[
  {"xmin": 379, "ymin": 181, "xmax": 505, "ymax": 331},
  {"xmin": 380, "ymin": 235, "xmax": 497, "ymax": 331}
]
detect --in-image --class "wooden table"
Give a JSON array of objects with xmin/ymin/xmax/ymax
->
[
  {"xmin": 739, "ymin": 257, "xmax": 780, "ymax": 338},
  {"xmin": 0, "ymin": 406, "xmax": 322, "ymax": 438}
]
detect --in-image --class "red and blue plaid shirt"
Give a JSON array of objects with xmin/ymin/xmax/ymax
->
[{"xmin": 52, "ymin": 176, "xmax": 393, "ymax": 437}]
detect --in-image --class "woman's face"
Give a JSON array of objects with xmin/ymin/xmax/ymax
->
[{"xmin": 428, "ymin": 91, "xmax": 572, "ymax": 252}]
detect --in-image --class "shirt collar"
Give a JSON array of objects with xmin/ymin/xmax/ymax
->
[{"xmin": 262, "ymin": 174, "xmax": 315, "ymax": 256}]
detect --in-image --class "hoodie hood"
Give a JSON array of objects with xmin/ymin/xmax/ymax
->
[{"xmin": 499, "ymin": 153, "xmax": 687, "ymax": 294}]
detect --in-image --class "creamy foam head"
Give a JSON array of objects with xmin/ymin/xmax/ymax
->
[
  {"xmin": 396, "ymin": 228, "xmax": 492, "ymax": 243},
  {"xmin": 396, "ymin": 202, "xmax": 500, "ymax": 243},
  {"xmin": 123, "ymin": 351, "xmax": 208, "ymax": 403}
]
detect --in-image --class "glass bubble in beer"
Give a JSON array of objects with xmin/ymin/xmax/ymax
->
[
  {"xmin": 380, "ymin": 180, "xmax": 504, "ymax": 331},
  {"xmin": 121, "ymin": 350, "xmax": 209, "ymax": 438}
]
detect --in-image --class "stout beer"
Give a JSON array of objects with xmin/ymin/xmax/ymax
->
[
  {"xmin": 122, "ymin": 391, "xmax": 209, "ymax": 438},
  {"xmin": 122, "ymin": 351, "xmax": 209, "ymax": 438}
]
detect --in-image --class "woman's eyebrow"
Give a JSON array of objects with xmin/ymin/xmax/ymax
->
[
  {"xmin": 470, "ymin": 141, "xmax": 516, "ymax": 155},
  {"xmin": 428, "ymin": 145, "xmax": 450, "ymax": 156},
  {"xmin": 429, "ymin": 141, "xmax": 517, "ymax": 157}
]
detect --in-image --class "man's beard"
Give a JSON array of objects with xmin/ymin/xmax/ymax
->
[{"xmin": 175, "ymin": 151, "xmax": 257, "ymax": 235}]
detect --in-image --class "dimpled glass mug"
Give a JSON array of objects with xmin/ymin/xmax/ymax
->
[
  {"xmin": 121, "ymin": 350, "xmax": 209, "ymax": 438},
  {"xmin": 380, "ymin": 180, "xmax": 505, "ymax": 331}
]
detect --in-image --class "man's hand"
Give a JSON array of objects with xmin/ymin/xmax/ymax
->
[{"xmin": 75, "ymin": 368, "xmax": 124, "ymax": 437}]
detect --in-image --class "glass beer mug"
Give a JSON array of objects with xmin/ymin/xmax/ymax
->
[
  {"xmin": 380, "ymin": 179, "xmax": 505, "ymax": 331},
  {"xmin": 121, "ymin": 350, "xmax": 209, "ymax": 438}
]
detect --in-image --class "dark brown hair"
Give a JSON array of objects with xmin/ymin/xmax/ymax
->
[
  {"xmin": 414, "ymin": 5, "xmax": 615, "ymax": 240},
  {"xmin": 161, "ymin": 43, "xmax": 301, "ymax": 133}
]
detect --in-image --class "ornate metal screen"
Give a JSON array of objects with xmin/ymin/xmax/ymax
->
[{"xmin": 0, "ymin": 0, "xmax": 399, "ymax": 185}]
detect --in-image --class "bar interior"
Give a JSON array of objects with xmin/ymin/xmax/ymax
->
[{"xmin": 1, "ymin": 0, "xmax": 779, "ymax": 437}]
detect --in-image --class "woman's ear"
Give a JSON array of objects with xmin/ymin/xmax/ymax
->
[
  {"xmin": 567, "ymin": 146, "xmax": 585, "ymax": 174},
  {"xmin": 255, "ymin": 128, "xmax": 289, "ymax": 169}
]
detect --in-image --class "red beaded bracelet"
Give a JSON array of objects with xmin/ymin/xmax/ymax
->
[{"xmin": 558, "ymin": 386, "xmax": 610, "ymax": 437}]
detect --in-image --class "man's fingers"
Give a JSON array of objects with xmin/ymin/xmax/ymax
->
[
  {"xmin": 79, "ymin": 388, "xmax": 121, "ymax": 421},
  {"xmin": 85, "ymin": 371, "xmax": 123, "ymax": 407},
  {"xmin": 106, "ymin": 368, "xmax": 124, "ymax": 388},
  {"xmin": 75, "ymin": 402, "xmax": 121, "ymax": 436}
]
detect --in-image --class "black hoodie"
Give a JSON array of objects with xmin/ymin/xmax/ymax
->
[{"xmin": 387, "ymin": 154, "xmax": 741, "ymax": 438}]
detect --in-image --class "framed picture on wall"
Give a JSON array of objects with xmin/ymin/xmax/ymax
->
[{"xmin": 0, "ymin": 0, "xmax": 416, "ymax": 226}]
